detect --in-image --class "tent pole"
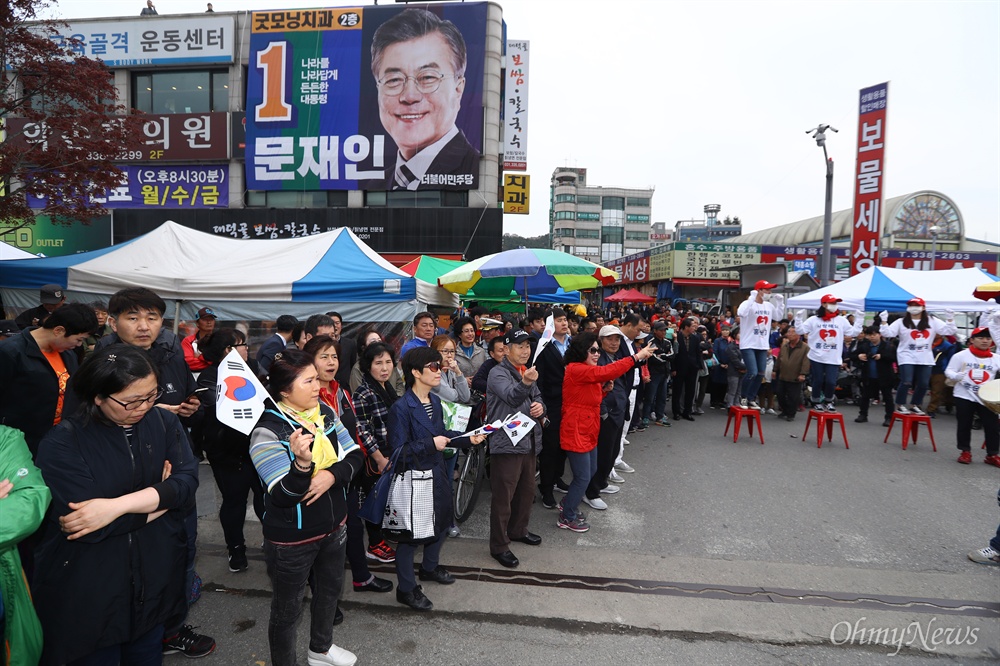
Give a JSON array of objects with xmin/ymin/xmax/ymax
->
[
  {"xmin": 172, "ymin": 300, "xmax": 181, "ymax": 335},
  {"xmin": 524, "ymin": 277, "xmax": 529, "ymax": 317}
]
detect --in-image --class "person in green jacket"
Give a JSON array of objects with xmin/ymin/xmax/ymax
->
[{"xmin": 0, "ymin": 425, "xmax": 51, "ymax": 666}]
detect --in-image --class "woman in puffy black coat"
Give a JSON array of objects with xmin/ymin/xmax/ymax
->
[{"xmin": 33, "ymin": 344, "xmax": 198, "ymax": 665}]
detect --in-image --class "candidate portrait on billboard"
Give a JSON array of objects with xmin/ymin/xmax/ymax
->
[{"xmin": 246, "ymin": 4, "xmax": 486, "ymax": 192}]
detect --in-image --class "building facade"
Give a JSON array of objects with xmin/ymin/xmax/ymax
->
[
  {"xmin": 5, "ymin": 5, "xmax": 506, "ymax": 261},
  {"xmin": 549, "ymin": 167, "xmax": 652, "ymax": 262}
]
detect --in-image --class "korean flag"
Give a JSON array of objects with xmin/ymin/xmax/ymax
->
[
  {"xmin": 216, "ymin": 349, "xmax": 270, "ymax": 435},
  {"xmin": 501, "ymin": 411, "xmax": 537, "ymax": 447}
]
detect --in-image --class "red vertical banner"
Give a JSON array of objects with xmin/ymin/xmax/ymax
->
[{"xmin": 849, "ymin": 82, "xmax": 889, "ymax": 276}]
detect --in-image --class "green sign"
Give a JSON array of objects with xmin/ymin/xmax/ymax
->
[{"xmin": 0, "ymin": 216, "xmax": 112, "ymax": 257}]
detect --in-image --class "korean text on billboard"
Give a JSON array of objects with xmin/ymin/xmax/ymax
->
[
  {"xmin": 27, "ymin": 165, "xmax": 229, "ymax": 209},
  {"xmin": 503, "ymin": 40, "xmax": 528, "ymax": 171},
  {"xmin": 849, "ymin": 82, "xmax": 889, "ymax": 276}
]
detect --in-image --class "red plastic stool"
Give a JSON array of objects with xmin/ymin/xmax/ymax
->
[
  {"xmin": 724, "ymin": 405, "xmax": 764, "ymax": 444},
  {"xmin": 883, "ymin": 412, "xmax": 937, "ymax": 451},
  {"xmin": 802, "ymin": 409, "xmax": 849, "ymax": 449}
]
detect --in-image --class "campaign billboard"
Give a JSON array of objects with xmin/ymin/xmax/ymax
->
[
  {"xmin": 27, "ymin": 165, "xmax": 228, "ymax": 209},
  {"xmin": 849, "ymin": 82, "xmax": 889, "ymax": 276},
  {"xmin": 246, "ymin": 4, "xmax": 487, "ymax": 191},
  {"xmin": 42, "ymin": 16, "xmax": 234, "ymax": 67}
]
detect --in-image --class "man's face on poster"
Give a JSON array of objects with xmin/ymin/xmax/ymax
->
[{"xmin": 376, "ymin": 31, "xmax": 465, "ymax": 161}]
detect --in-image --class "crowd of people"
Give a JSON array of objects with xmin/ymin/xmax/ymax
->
[{"xmin": 1, "ymin": 281, "xmax": 999, "ymax": 664}]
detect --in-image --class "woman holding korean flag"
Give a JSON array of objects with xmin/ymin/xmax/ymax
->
[
  {"xmin": 794, "ymin": 295, "xmax": 864, "ymax": 412},
  {"xmin": 878, "ymin": 297, "xmax": 957, "ymax": 414}
]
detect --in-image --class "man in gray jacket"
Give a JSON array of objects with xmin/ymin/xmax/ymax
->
[{"xmin": 485, "ymin": 329, "xmax": 546, "ymax": 568}]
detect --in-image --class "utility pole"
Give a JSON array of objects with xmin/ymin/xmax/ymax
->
[{"xmin": 807, "ymin": 124, "xmax": 838, "ymax": 286}]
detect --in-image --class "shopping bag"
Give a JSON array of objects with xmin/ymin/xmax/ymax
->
[
  {"xmin": 382, "ymin": 468, "xmax": 436, "ymax": 543},
  {"xmin": 358, "ymin": 443, "xmax": 403, "ymax": 525}
]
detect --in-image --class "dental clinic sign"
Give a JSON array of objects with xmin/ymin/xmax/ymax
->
[{"xmin": 849, "ymin": 82, "xmax": 889, "ymax": 276}]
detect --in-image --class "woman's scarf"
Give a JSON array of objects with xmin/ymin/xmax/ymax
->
[
  {"xmin": 277, "ymin": 401, "xmax": 338, "ymax": 474},
  {"xmin": 365, "ymin": 371, "xmax": 399, "ymax": 409}
]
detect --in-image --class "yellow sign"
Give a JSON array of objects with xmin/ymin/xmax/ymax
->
[
  {"xmin": 503, "ymin": 174, "xmax": 530, "ymax": 214},
  {"xmin": 252, "ymin": 8, "xmax": 362, "ymax": 33},
  {"xmin": 673, "ymin": 247, "xmax": 760, "ymax": 280}
]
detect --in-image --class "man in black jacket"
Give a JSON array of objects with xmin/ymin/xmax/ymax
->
[
  {"xmin": 643, "ymin": 321, "xmax": 674, "ymax": 426},
  {"xmin": 13, "ymin": 283, "xmax": 66, "ymax": 330},
  {"xmin": 257, "ymin": 314, "xmax": 298, "ymax": 375},
  {"xmin": 852, "ymin": 326, "xmax": 898, "ymax": 426},
  {"xmin": 534, "ymin": 308, "xmax": 570, "ymax": 509},
  {"xmin": 672, "ymin": 318, "xmax": 702, "ymax": 421},
  {"xmin": 0, "ymin": 303, "xmax": 96, "ymax": 455}
]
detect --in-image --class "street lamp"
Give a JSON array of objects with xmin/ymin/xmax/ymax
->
[
  {"xmin": 807, "ymin": 124, "xmax": 838, "ymax": 286},
  {"xmin": 929, "ymin": 225, "xmax": 941, "ymax": 270}
]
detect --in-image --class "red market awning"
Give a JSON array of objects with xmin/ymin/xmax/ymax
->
[{"xmin": 604, "ymin": 288, "xmax": 655, "ymax": 303}]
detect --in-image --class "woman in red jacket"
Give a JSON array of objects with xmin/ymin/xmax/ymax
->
[{"xmin": 559, "ymin": 333, "xmax": 653, "ymax": 532}]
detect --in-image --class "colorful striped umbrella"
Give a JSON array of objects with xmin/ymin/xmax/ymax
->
[{"xmin": 437, "ymin": 249, "xmax": 618, "ymax": 303}]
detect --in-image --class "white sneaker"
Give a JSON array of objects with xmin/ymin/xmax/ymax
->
[
  {"xmin": 614, "ymin": 461, "xmax": 635, "ymax": 474},
  {"xmin": 308, "ymin": 644, "xmax": 358, "ymax": 666},
  {"xmin": 748, "ymin": 401, "xmax": 762, "ymax": 410},
  {"xmin": 623, "ymin": 437, "xmax": 631, "ymax": 446},
  {"xmin": 582, "ymin": 496, "xmax": 608, "ymax": 510},
  {"xmin": 909, "ymin": 405, "xmax": 925, "ymax": 415},
  {"xmin": 608, "ymin": 470, "xmax": 625, "ymax": 484},
  {"xmin": 599, "ymin": 484, "xmax": 620, "ymax": 495},
  {"xmin": 824, "ymin": 403, "xmax": 836, "ymax": 412},
  {"xmin": 765, "ymin": 408, "xmax": 777, "ymax": 415},
  {"xmin": 895, "ymin": 404, "xmax": 910, "ymax": 414},
  {"xmin": 739, "ymin": 398, "xmax": 748, "ymax": 408}
]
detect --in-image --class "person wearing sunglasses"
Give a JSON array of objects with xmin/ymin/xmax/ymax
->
[
  {"xmin": 386, "ymin": 347, "xmax": 486, "ymax": 611},
  {"xmin": 32, "ymin": 345, "xmax": 199, "ymax": 664},
  {"xmin": 558, "ymin": 332, "xmax": 654, "ymax": 533}
]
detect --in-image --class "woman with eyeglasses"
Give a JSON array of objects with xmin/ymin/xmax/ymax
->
[
  {"xmin": 196, "ymin": 327, "xmax": 265, "ymax": 573},
  {"xmin": 250, "ymin": 349, "xmax": 363, "ymax": 666},
  {"xmin": 558, "ymin": 333, "xmax": 653, "ymax": 533},
  {"xmin": 428, "ymin": 334, "xmax": 472, "ymax": 537},
  {"xmin": 387, "ymin": 347, "xmax": 485, "ymax": 611},
  {"xmin": 32, "ymin": 344, "xmax": 199, "ymax": 665}
]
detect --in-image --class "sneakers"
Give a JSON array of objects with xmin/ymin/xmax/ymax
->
[
  {"xmin": 692, "ymin": 408, "xmax": 705, "ymax": 415},
  {"xmin": 640, "ymin": 418, "xmax": 650, "ymax": 429},
  {"xmin": 968, "ymin": 546, "xmax": 1000, "ymax": 565},
  {"xmin": 895, "ymin": 404, "xmax": 911, "ymax": 414},
  {"xmin": 162, "ymin": 625, "xmax": 216, "ymax": 658},
  {"xmin": 446, "ymin": 525, "xmax": 461, "ymax": 538},
  {"xmin": 307, "ymin": 644, "xmax": 358, "ymax": 666},
  {"xmin": 765, "ymin": 408, "xmax": 778, "ymax": 415},
  {"xmin": 748, "ymin": 401, "xmax": 761, "ymax": 410},
  {"xmin": 366, "ymin": 540, "xmax": 396, "ymax": 563},
  {"xmin": 541, "ymin": 491, "xmax": 557, "ymax": 509},
  {"xmin": 910, "ymin": 405, "xmax": 925, "ymax": 415},
  {"xmin": 882, "ymin": 418, "xmax": 892, "ymax": 427},
  {"xmin": 557, "ymin": 502, "xmax": 585, "ymax": 520},
  {"xmin": 739, "ymin": 398, "xmax": 749, "ymax": 408},
  {"xmin": 608, "ymin": 470, "xmax": 625, "ymax": 484},
  {"xmin": 614, "ymin": 461, "xmax": 635, "ymax": 474},
  {"xmin": 582, "ymin": 496, "xmax": 608, "ymax": 511},
  {"xmin": 599, "ymin": 484, "xmax": 620, "ymax": 495},
  {"xmin": 228, "ymin": 544, "xmax": 248, "ymax": 572},
  {"xmin": 824, "ymin": 403, "xmax": 836, "ymax": 413},
  {"xmin": 985, "ymin": 455, "xmax": 1000, "ymax": 468},
  {"xmin": 656, "ymin": 417, "xmax": 672, "ymax": 427},
  {"xmin": 957, "ymin": 450, "xmax": 972, "ymax": 464},
  {"xmin": 557, "ymin": 513, "xmax": 591, "ymax": 533}
]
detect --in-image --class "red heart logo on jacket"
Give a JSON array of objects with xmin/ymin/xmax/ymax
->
[
  {"xmin": 756, "ymin": 315, "xmax": 767, "ymax": 325},
  {"xmin": 968, "ymin": 370, "xmax": 991, "ymax": 384},
  {"xmin": 910, "ymin": 329, "xmax": 930, "ymax": 340},
  {"xmin": 818, "ymin": 328, "xmax": 837, "ymax": 340}
]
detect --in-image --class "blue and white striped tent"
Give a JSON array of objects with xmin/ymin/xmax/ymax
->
[{"xmin": 0, "ymin": 221, "xmax": 418, "ymax": 323}]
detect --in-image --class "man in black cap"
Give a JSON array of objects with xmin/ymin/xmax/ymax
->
[
  {"xmin": 484, "ymin": 329, "xmax": 545, "ymax": 568},
  {"xmin": 14, "ymin": 284, "xmax": 66, "ymax": 330},
  {"xmin": 182, "ymin": 306, "xmax": 218, "ymax": 372}
]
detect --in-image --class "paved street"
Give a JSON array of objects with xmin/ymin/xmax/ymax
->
[{"xmin": 176, "ymin": 404, "xmax": 999, "ymax": 664}]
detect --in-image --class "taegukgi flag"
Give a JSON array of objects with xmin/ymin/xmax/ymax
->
[
  {"xmin": 217, "ymin": 349, "xmax": 270, "ymax": 435},
  {"xmin": 500, "ymin": 411, "xmax": 536, "ymax": 447},
  {"xmin": 531, "ymin": 313, "xmax": 555, "ymax": 364}
]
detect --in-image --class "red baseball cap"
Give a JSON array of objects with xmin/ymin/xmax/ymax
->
[
  {"xmin": 754, "ymin": 280, "xmax": 778, "ymax": 290},
  {"xmin": 907, "ymin": 297, "xmax": 926, "ymax": 307},
  {"xmin": 820, "ymin": 294, "xmax": 843, "ymax": 304},
  {"xmin": 969, "ymin": 326, "xmax": 992, "ymax": 339}
]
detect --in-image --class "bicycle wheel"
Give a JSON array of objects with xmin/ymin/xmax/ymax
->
[{"xmin": 453, "ymin": 444, "xmax": 485, "ymax": 523}]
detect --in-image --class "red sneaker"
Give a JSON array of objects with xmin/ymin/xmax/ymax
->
[
  {"xmin": 366, "ymin": 540, "xmax": 396, "ymax": 563},
  {"xmin": 984, "ymin": 455, "xmax": 1000, "ymax": 468},
  {"xmin": 957, "ymin": 451, "xmax": 972, "ymax": 464}
]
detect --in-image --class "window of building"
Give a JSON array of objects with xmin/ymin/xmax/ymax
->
[
  {"xmin": 626, "ymin": 231, "xmax": 648, "ymax": 241},
  {"xmin": 364, "ymin": 190, "xmax": 467, "ymax": 207},
  {"xmin": 577, "ymin": 195, "xmax": 601, "ymax": 205},
  {"xmin": 132, "ymin": 70, "xmax": 230, "ymax": 113},
  {"xmin": 626, "ymin": 197, "xmax": 651, "ymax": 207},
  {"xmin": 576, "ymin": 229, "xmax": 600, "ymax": 239},
  {"xmin": 555, "ymin": 194, "xmax": 576, "ymax": 203},
  {"xmin": 554, "ymin": 211, "xmax": 576, "ymax": 220},
  {"xmin": 246, "ymin": 191, "xmax": 348, "ymax": 207},
  {"xmin": 554, "ymin": 228, "xmax": 575, "ymax": 238},
  {"xmin": 577, "ymin": 212, "xmax": 600, "ymax": 221},
  {"xmin": 602, "ymin": 227, "xmax": 624, "ymax": 244},
  {"xmin": 602, "ymin": 196, "xmax": 625, "ymax": 210}
]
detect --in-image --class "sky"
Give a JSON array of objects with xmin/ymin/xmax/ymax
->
[{"xmin": 42, "ymin": 0, "xmax": 1000, "ymax": 242}]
